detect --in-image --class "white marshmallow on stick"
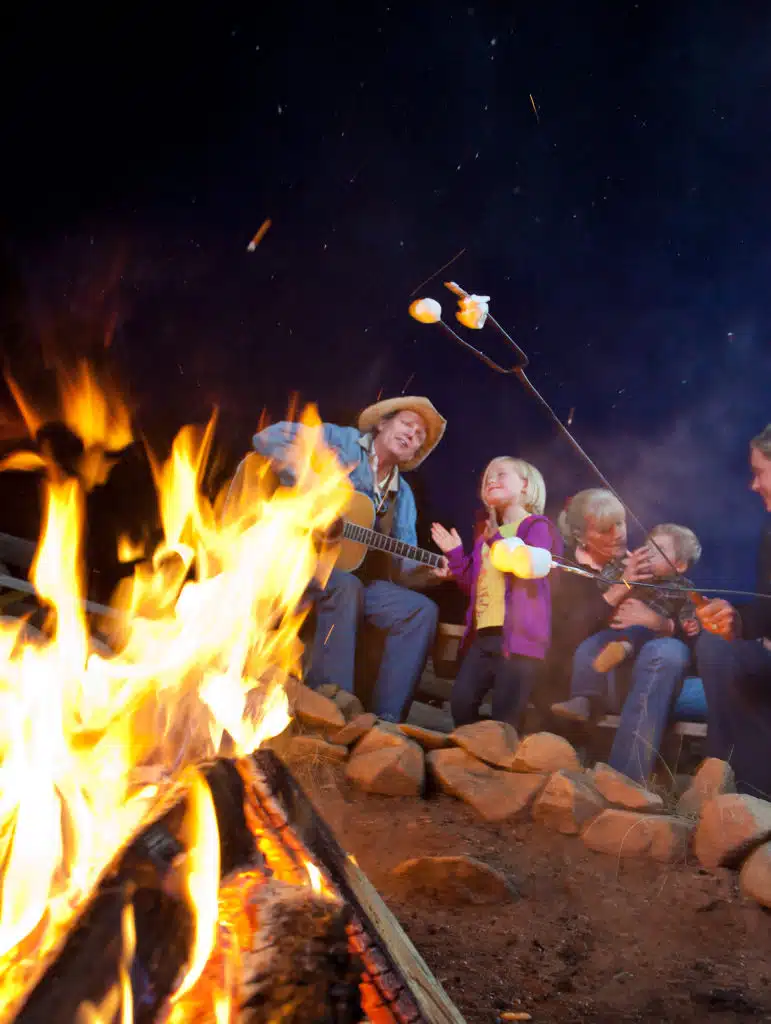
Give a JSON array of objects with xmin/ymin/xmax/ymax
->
[
  {"xmin": 408, "ymin": 297, "xmax": 443, "ymax": 324},
  {"xmin": 490, "ymin": 537, "xmax": 553, "ymax": 579},
  {"xmin": 456, "ymin": 293, "xmax": 490, "ymax": 330}
]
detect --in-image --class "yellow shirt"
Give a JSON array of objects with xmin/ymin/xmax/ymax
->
[{"xmin": 475, "ymin": 514, "xmax": 529, "ymax": 629}]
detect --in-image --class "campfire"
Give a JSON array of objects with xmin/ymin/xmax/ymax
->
[{"xmin": 0, "ymin": 365, "xmax": 463, "ymax": 1023}]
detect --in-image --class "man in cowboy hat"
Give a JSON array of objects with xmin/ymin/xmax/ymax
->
[{"xmin": 251, "ymin": 396, "xmax": 447, "ymax": 721}]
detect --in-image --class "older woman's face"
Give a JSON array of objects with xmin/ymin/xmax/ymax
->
[{"xmin": 582, "ymin": 512, "xmax": 627, "ymax": 563}]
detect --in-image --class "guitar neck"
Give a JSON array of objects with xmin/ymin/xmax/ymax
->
[{"xmin": 342, "ymin": 520, "xmax": 443, "ymax": 568}]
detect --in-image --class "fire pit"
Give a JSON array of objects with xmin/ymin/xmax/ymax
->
[
  {"xmin": 0, "ymin": 363, "xmax": 463, "ymax": 1023},
  {"xmin": 13, "ymin": 751, "xmax": 464, "ymax": 1023}
]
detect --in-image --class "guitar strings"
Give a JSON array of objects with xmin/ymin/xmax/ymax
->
[{"xmin": 344, "ymin": 514, "xmax": 440, "ymax": 564}]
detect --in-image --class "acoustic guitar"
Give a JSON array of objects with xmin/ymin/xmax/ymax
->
[{"xmin": 331, "ymin": 492, "xmax": 444, "ymax": 573}]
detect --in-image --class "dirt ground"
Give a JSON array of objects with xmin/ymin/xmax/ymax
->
[{"xmin": 306, "ymin": 771, "xmax": 771, "ymax": 1024}]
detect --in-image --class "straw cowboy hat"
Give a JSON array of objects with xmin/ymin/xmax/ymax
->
[{"xmin": 358, "ymin": 395, "xmax": 447, "ymax": 471}]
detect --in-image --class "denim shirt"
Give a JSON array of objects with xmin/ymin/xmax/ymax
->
[{"xmin": 252, "ymin": 421, "xmax": 420, "ymax": 573}]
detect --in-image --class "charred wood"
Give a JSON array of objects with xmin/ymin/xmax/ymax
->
[{"xmin": 240, "ymin": 879, "xmax": 361, "ymax": 1023}]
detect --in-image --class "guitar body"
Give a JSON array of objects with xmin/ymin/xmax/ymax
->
[
  {"xmin": 335, "ymin": 491, "xmax": 378, "ymax": 572},
  {"xmin": 327, "ymin": 491, "xmax": 442, "ymax": 575}
]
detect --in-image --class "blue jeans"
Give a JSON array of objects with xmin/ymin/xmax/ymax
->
[
  {"xmin": 610, "ymin": 624, "xmax": 658, "ymax": 657},
  {"xmin": 451, "ymin": 631, "xmax": 541, "ymax": 729},
  {"xmin": 569, "ymin": 630, "xmax": 691, "ymax": 782},
  {"xmin": 568, "ymin": 626, "xmax": 657, "ymax": 706},
  {"xmin": 696, "ymin": 631, "xmax": 771, "ymax": 797},
  {"xmin": 608, "ymin": 637, "xmax": 692, "ymax": 782},
  {"xmin": 306, "ymin": 568, "xmax": 438, "ymax": 722}
]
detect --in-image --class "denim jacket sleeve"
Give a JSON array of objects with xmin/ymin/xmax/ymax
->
[{"xmin": 252, "ymin": 421, "xmax": 360, "ymax": 484}]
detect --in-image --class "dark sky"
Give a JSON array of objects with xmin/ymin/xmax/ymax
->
[{"xmin": 1, "ymin": 1, "xmax": 770, "ymax": 592}]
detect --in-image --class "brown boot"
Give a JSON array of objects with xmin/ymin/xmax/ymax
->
[{"xmin": 593, "ymin": 640, "xmax": 632, "ymax": 674}]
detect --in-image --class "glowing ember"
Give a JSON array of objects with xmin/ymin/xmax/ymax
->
[
  {"xmin": 305, "ymin": 859, "xmax": 325, "ymax": 894},
  {"xmin": 0, "ymin": 363, "xmax": 352, "ymax": 1019}
]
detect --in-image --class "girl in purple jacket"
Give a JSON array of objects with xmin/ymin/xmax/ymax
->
[{"xmin": 431, "ymin": 456, "xmax": 563, "ymax": 729}]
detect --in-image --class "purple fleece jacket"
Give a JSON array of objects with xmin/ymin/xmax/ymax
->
[{"xmin": 446, "ymin": 514, "xmax": 564, "ymax": 660}]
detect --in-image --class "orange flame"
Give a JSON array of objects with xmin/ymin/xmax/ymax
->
[
  {"xmin": 303, "ymin": 854, "xmax": 335, "ymax": 898},
  {"xmin": 119, "ymin": 902, "xmax": 136, "ymax": 1024},
  {"xmin": 0, "ymin": 364, "xmax": 352, "ymax": 1019},
  {"xmin": 117, "ymin": 533, "xmax": 145, "ymax": 564},
  {"xmin": 58, "ymin": 360, "xmax": 132, "ymax": 455},
  {"xmin": 170, "ymin": 770, "xmax": 221, "ymax": 1003},
  {"xmin": 4, "ymin": 360, "xmax": 133, "ymax": 491}
]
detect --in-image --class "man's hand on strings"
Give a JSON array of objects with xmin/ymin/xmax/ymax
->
[
  {"xmin": 696, "ymin": 598, "xmax": 738, "ymax": 640},
  {"xmin": 431, "ymin": 556, "xmax": 452, "ymax": 580},
  {"xmin": 431, "ymin": 523, "xmax": 462, "ymax": 554}
]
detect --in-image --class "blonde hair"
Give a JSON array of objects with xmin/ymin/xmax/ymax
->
[
  {"xmin": 558, "ymin": 488, "xmax": 625, "ymax": 544},
  {"xmin": 482, "ymin": 456, "xmax": 546, "ymax": 517},
  {"xmin": 648, "ymin": 523, "xmax": 702, "ymax": 568},
  {"xmin": 751, "ymin": 424, "xmax": 771, "ymax": 459}
]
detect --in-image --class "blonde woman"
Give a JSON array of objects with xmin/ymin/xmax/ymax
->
[
  {"xmin": 541, "ymin": 489, "xmax": 639, "ymax": 695},
  {"xmin": 431, "ymin": 456, "xmax": 562, "ymax": 728},
  {"xmin": 541, "ymin": 488, "xmax": 692, "ymax": 783}
]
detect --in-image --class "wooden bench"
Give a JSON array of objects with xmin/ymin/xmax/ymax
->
[{"xmin": 596, "ymin": 714, "xmax": 707, "ymax": 739}]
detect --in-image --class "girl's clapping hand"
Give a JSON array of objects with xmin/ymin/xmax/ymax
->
[{"xmin": 431, "ymin": 522, "xmax": 462, "ymax": 554}]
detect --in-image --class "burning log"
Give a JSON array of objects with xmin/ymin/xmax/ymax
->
[
  {"xmin": 12, "ymin": 752, "xmax": 463, "ymax": 1024},
  {"xmin": 247, "ymin": 751, "xmax": 466, "ymax": 1024},
  {"xmin": 239, "ymin": 879, "xmax": 359, "ymax": 1022}
]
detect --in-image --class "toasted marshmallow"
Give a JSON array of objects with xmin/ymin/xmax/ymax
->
[
  {"xmin": 409, "ymin": 297, "xmax": 442, "ymax": 324},
  {"xmin": 456, "ymin": 294, "xmax": 490, "ymax": 330}
]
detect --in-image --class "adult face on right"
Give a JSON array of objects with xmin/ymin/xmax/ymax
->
[{"xmin": 750, "ymin": 437, "xmax": 771, "ymax": 513}]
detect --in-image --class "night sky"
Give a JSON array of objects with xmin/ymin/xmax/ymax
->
[{"xmin": 1, "ymin": 2, "xmax": 770, "ymax": 594}]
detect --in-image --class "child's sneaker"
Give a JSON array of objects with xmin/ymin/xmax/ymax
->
[
  {"xmin": 550, "ymin": 696, "xmax": 591, "ymax": 723},
  {"xmin": 593, "ymin": 640, "xmax": 632, "ymax": 674}
]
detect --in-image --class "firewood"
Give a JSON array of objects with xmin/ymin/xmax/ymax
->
[
  {"xmin": 11, "ymin": 890, "xmax": 125, "ymax": 1024},
  {"xmin": 240, "ymin": 878, "xmax": 361, "ymax": 1023},
  {"xmin": 251, "ymin": 750, "xmax": 467, "ymax": 1024},
  {"xmin": 13, "ymin": 753, "xmax": 464, "ymax": 1024}
]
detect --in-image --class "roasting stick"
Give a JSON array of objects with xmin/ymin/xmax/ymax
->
[{"xmin": 428, "ymin": 281, "xmax": 768, "ymax": 630}]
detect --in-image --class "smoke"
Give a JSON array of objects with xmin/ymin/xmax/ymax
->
[{"xmin": 586, "ymin": 384, "xmax": 767, "ymax": 590}]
